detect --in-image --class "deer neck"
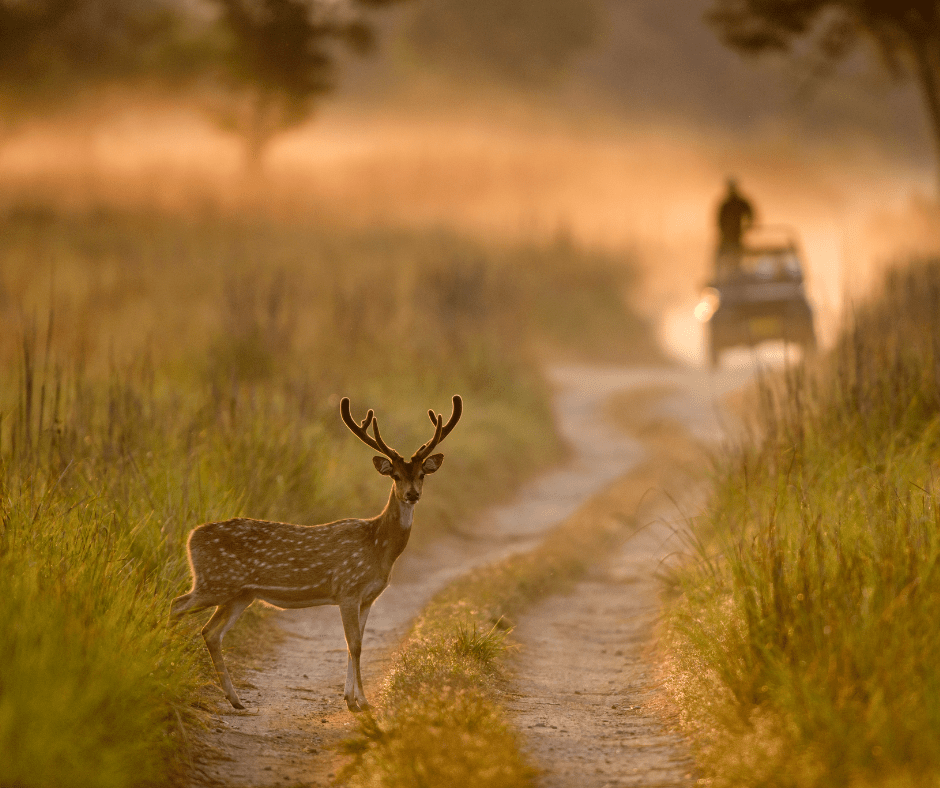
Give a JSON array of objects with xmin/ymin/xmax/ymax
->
[{"xmin": 375, "ymin": 487, "xmax": 415, "ymax": 561}]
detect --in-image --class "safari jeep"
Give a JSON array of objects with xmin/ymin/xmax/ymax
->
[{"xmin": 697, "ymin": 227, "xmax": 816, "ymax": 366}]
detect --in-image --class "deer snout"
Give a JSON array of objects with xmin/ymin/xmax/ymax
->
[{"xmin": 404, "ymin": 489, "xmax": 420, "ymax": 503}]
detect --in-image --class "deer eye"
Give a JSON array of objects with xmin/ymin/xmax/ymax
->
[
  {"xmin": 418, "ymin": 473, "xmax": 426, "ymax": 480},
  {"xmin": 391, "ymin": 473, "xmax": 402, "ymax": 481}
]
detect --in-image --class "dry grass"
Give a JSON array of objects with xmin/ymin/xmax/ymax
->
[
  {"xmin": 665, "ymin": 258, "xmax": 940, "ymax": 787},
  {"xmin": 0, "ymin": 205, "xmax": 656, "ymax": 788}
]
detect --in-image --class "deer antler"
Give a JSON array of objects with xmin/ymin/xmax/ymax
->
[
  {"xmin": 412, "ymin": 395, "xmax": 463, "ymax": 462},
  {"xmin": 341, "ymin": 398, "xmax": 401, "ymax": 459}
]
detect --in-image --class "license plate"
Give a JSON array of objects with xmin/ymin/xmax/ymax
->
[{"xmin": 749, "ymin": 316, "xmax": 781, "ymax": 338}]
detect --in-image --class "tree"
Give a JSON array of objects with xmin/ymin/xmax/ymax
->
[
  {"xmin": 707, "ymin": 0, "xmax": 940, "ymax": 194},
  {"xmin": 0, "ymin": 0, "xmax": 186, "ymax": 134},
  {"xmin": 206, "ymin": 0, "xmax": 404, "ymax": 173}
]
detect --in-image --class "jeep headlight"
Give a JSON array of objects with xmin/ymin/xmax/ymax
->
[{"xmin": 695, "ymin": 287, "xmax": 720, "ymax": 322}]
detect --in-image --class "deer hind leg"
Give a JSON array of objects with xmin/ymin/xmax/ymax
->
[
  {"xmin": 339, "ymin": 601, "xmax": 368, "ymax": 713},
  {"xmin": 202, "ymin": 595, "xmax": 253, "ymax": 709}
]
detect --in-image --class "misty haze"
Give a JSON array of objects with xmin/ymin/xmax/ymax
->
[{"xmin": 1, "ymin": 2, "xmax": 938, "ymax": 787}]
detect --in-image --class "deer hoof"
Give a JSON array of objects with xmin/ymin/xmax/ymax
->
[
  {"xmin": 229, "ymin": 697, "xmax": 246, "ymax": 710},
  {"xmin": 345, "ymin": 697, "xmax": 369, "ymax": 713}
]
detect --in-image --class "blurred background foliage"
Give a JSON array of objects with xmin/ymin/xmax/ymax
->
[
  {"xmin": 0, "ymin": 0, "xmax": 195, "ymax": 117},
  {"xmin": 707, "ymin": 0, "xmax": 940, "ymax": 194},
  {"xmin": 0, "ymin": 0, "xmax": 408, "ymax": 167},
  {"xmin": 403, "ymin": 0, "xmax": 600, "ymax": 86},
  {"xmin": 1, "ymin": 0, "xmax": 935, "ymax": 174}
]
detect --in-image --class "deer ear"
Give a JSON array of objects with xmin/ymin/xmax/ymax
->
[
  {"xmin": 373, "ymin": 456, "xmax": 394, "ymax": 476},
  {"xmin": 422, "ymin": 454, "xmax": 444, "ymax": 474}
]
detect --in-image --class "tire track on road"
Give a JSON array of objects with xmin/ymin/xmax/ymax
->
[{"xmin": 505, "ymin": 366, "xmax": 749, "ymax": 788}]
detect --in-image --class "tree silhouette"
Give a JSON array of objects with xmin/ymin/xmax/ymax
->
[
  {"xmin": 208, "ymin": 0, "xmax": 402, "ymax": 173},
  {"xmin": 0, "ymin": 0, "xmax": 184, "ymax": 134},
  {"xmin": 708, "ymin": 0, "xmax": 940, "ymax": 194}
]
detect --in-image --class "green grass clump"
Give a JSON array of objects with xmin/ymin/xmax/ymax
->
[
  {"xmin": 0, "ymin": 207, "xmax": 653, "ymax": 787},
  {"xmin": 454, "ymin": 619, "xmax": 511, "ymax": 663},
  {"xmin": 666, "ymin": 259, "xmax": 940, "ymax": 788},
  {"xmin": 341, "ymin": 628, "xmax": 533, "ymax": 788},
  {"xmin": 0, "ymin": 494, "xmax": 194, "ymax": 788}
]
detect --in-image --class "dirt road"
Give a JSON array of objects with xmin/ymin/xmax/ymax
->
[
  {"xmin": 505, "ymin": 366, "xmax": 749, "ymax": 788},
  {"xmin": 185, "ymin": 364, "xmax": 752, "ymax": 787}
]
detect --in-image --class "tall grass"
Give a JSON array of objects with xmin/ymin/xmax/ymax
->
[
  {"xmin": 667, "ymin": 259, "xmax": 940, "ymax": 787},
  {"xmin": 0, "ymin": 207, "xmax": 652, "ymax": 787}
]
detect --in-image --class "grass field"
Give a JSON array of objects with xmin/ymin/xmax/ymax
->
[
  {"xmin": 666, "ymin": 259, "xmax": 940, "ymax": 787},
  {"xmin": 0, "ymin": 207, "xmax": 655, "ymax": 788}
]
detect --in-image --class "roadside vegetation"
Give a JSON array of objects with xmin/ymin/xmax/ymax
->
[
  {"xmin": 0, "ymin": 206, "xmax": 652, "ymax": 788},
  {"xmin": 666, "ymin": 258, "xmax": 940, "ymax": 787}
]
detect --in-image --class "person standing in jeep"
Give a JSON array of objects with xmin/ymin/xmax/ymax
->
[
  {"xmin": 716, "ymin": 178, "xmax": 755, "ymax": 274},
  {"xmin": 718, "ymin": 178, "xmax": 755, "ymax": 250}
]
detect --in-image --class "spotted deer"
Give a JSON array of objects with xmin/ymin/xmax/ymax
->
[{"xmin": 170, "ymin": 395, "xmax": 462, "ymax": 712}]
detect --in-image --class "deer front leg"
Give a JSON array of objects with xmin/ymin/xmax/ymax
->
[
  {"xmin": 339, "ymin": 600, "xmax": 368, "ymax": 712},
  {"xmin": 202, "ymin": 596, "xmax": 252, "ymax": 710},
  {"xmin": 359, "ymin": 600, "xmax": 373, "ymax": 639}
]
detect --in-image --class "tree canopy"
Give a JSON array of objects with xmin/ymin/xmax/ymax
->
[
  {"xmin": 708, "ymin": 0, "xmax": 940, "ymax": 192},
  {"xmin": 207, "ymin": 0, "xmax": 404, "ymax": 171},
  {"xmin": 0, "ymin": 0, "xmax": 407, "ymax": 169},
  {"xmin": 0, "ymin": 0, "xmax": 183, "ymax": 126}
]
